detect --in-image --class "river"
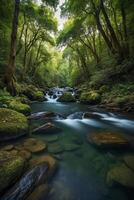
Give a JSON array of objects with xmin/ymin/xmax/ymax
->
[{"xmin": 30, "ymin": 93, "xmax": 134, "ymax": 200}]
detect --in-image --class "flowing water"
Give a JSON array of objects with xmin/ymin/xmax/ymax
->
[{"xmin": 30, "ymin": 91, "xmax": 134, "ymax": 200}]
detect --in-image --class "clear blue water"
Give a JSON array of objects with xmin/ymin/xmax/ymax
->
[{"xmin": 31, "ymin": 101, "xmax": 134, "ymax": 200}]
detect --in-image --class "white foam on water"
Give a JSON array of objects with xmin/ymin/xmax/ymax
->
[
  {"xmin": 81, "ymin": 118, "xmax": 103, "ymax": 127},
  {"xmin": 103, "ymin": 117, "xmax": 134, "ymax": 129},
  {"xmin": 56, "ymin": 119, "xmax": 82, "ymax": 129}
]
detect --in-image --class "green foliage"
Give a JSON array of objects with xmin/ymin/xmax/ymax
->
[
  {"xmin": 58, "ymin": 92, "xmax": 76, "ymax": 102},
  {"xmin": 80, "ymin": 91, "xmax": 101, "ymax": 104}
]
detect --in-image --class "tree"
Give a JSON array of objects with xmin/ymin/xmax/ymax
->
[{"xmin": 4, "ymin": 0, "xmax": 20, "ymax": 95}]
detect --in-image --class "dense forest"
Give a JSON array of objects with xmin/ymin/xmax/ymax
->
[{"xmin": 0, "ymin": 0, "xmax": 134, "ymax": 200}]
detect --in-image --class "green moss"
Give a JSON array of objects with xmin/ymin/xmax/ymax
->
[
  {"xmin": 58, "ymin": 92, "xmax": 76, "ymax": 102},
  {"xmin": 0, "ymin": 151, "xmax": 25, "ymax": 193},
  {"xmin": 0, "ymin": 108, "xmax": 29, "ymax": 141},
  {"xmin": 8, "ymin": 99, "xmax": 31, "ymax": 115},
  {"xmin": 80, "ymin": 91, "xmax": 101, "ymax": 104},
  {"xmin": 22, "ymin": 85, "xmax": 45, "ymax": 101}
]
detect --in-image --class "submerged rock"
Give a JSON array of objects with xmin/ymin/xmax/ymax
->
[
  {"xmin": 87, "ymin": 132, "xmax": 129, "ymax": 149},
  {"xmin": 63, "ymin": 143, "xmax": 80, "ymax": 151},
  {"xmin": 32, "ymin": 123, "xmax": 61, "ymax": 134},
  {"xmin": 29, "ymin": 111, "xmax": 64, "ymax": 120},
  {"xmin": 57, "ymin": 92, "xmax": 76, "ymax": 102},
  {"xmin": 107, "ymin": 164, "xmax": 134, "ymax": 189},
  {"xmin": 23, "ymin": 138, "xmax": 47, "ymax": 153},
  {"xmin": 0, "ymin": 151, "xmax": 25, "ymax": 194},
  {"xmin": 1, "ymin": 163, "xmax": 48, "ymax": 200},
  {"xmin": 29, "ymin": 155, "xmax": 57, "ymax": 178},
  {"xmin": 124, "ymin": 155, "xmax": 134, "ymax": 171},
  {"xmin": 48, "ymin": 144, "xmax": 64, "ymax": 154},
  {"xmin": 26, "ymin": 184, "xmax": 50, "ymax": 200},
  {"xmin": 0, "ymin": 108, "xmax": 29, "ymax": 141}
]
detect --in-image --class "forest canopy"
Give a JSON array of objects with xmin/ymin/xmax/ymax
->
[{"xmin": 0, "ymin": 0, "xmax": 134, "ymax": 92}]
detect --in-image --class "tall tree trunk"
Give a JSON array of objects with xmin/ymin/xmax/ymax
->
[
  {"xmin": 90, "ymin": 0, "xmax": 116, "ymax": 55},
  {"xmin": 120, "ymin": 0, "xmax": 129, "ymax": 57},
  {"xmin": 4, "ymin": 0, "xmax": 20, "ymax": 95}
]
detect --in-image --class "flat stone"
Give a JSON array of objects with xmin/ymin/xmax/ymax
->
[
  {"xmin": 48, "ymin": 144, "xmax": 64, "ymax": 154},
  {"xmin": 63, "ymin": 143, "xmax": 80, "ymax": 151},
  {"xmin": 23, "ymin": 138, "xmax": 47, "ymax": 153},
  {"xmin": 87, "ymin": 132, "xmax": 129, "ymax": 149},
  {"xmin": 107, "ymin": 164, "xmax": 134, "ymax": 189},
  {"xmin": 124, "ymin": 155, "xmax": 134, "ymax": 171}
]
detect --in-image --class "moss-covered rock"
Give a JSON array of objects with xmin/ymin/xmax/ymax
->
[
  {"xmin": 22, "ymin": 85, "xmax": 45, "ymax": 101},
  {"xmin": 0, "ymin": 108, "xmax": 29, "ymax": 141},
  {"xmin": 0, "ymin": 151, "xmax": 25, "ymax": 194},
  {"xmin": 8, "ymin": 99, "xmax": 31, "ymax": 115},
  {"xmin": 58, "ymin": 92, "xmax": 76, "ymax": 102},
  {"xmin": 80, "ymin": 91, "xmax": 101, "ymax": 104}
]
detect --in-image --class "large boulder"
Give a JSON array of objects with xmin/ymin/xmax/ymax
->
[
  {"xmin": 0, "ymin": 108, "xmax": 29, "ymax": 141},
  {"xmin": 1, "ymin": 163, "xmax": 48, "ymax": 200},
  {"xmin": 8, "ymin": 99, "xmax": 31, "ymax": 116},
  {"xmin": 32, "ymin": 123, "xmax": 61, "ymax": 134},
  {"xmin": 29, "ymin": 112, "xmax": 64, "ymax": 120},
  {"xmin": 0, "ymin": 151, "xmax": 25, "ymax": 194},
  {"xmin": 23, "ymin": 138, "xmax": 47, "ymax": 153},
  {"xmin": 29, "ymin": 155, "xmax": 57, "ymax": 178},
  {"xmin": 58, "ymin": 92, "xmax": 76, "ymax": 102},
  {"xmin": 107, "ymin": 164, "xmax": 134, "ymax": 189},
  {"xmin": 80, "ymin": 91, "xmax": 101, "ymax": 104},
  {"xmin": 22, "ymin": 85, "xmax": 46, "ymax": 101},
  {"xmin": 87, "ymin": 132, "xmax": 129, "ymax": 149}
]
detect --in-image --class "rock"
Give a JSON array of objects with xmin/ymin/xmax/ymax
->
[
  {"xmin": 32, "ymin": 123, "xmax": 61, "ymax": 134},
  {"xmin": 63, "ymin": 143, "xmax": 80, "ymax": 151},
  {"xmin": 83, "ymin": 112, "xmax": 101, "ymax": 119},
  {"xmin": 0, "ymin": 108, "xmax": 29, "ymax": 141},
  {"xmin": 29, "ymin": 111, "xmax": 64, "ymax": 120},
  {"xmin": 1, "ymin": 144, "xmax": 14, "ymax": 151},
  {"xmin": 44, "ymin": 135, "xmax": 59, "ymax": 143},
  {"xmin": 107, "ymin": 164, "xmax": 134, "ymax": 189},
  {"xmin": 67, "ymin": 112, "xmax": 83, "ymax": 119},
  {"xmin": 57, "ymin": 92, "xmax": 76, "ymax": 102},
  {"xmin": 8, "ymin": 99, "xmax": 31, "ymax": 115},
  {"xmin": 1, "ymin": 163, "xmax": 48, "ymax": 200},
  {"xmin": 80, "ymin": 91, "xmax": 101, "ymax": 104},
  {"xmin": 18, "ymin": 149, "xmax": 32, "ymax": 161},
  {"xmin": 10, "ymin": 149, "xmax": 18, "ymax": 156},
  {"xmin": 124, "ymin": 155, "xmax": 134, "ymax": 171},
  {"xmin": 29, "ymin": 155, "xmax": 57, "ymax": 178},
  {"xmin": 22, "ymin": 85, "xmax": 45, "ymax": 101},
  {"xmin": 0, "ymin": 151, "xmax": 25, "ymax": 194},
  {"xmin": 48, "ymin": 144, "xmax": 64, "ymax": 154},
  {"xmin": 87, "ymin": 132, "xmax": 129, "ymax": 149},
  {"xmin": 23, "ymin": 138, "xmax": 47, "ymax": 153},
  {"xmin": 26, "ymin": 184, "xmax": 50, "ymax": 200}
]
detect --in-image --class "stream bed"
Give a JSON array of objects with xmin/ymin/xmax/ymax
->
[{"xmin": 31, "ymin": 99, "xmax": 134, "ymax": 200}]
